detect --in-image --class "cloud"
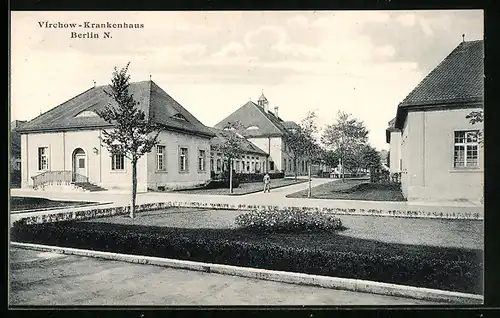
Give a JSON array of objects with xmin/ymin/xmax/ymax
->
[
  {"xmin": 176, "ymin": 43, "xmax": 207, "ymax": 58},
  {"xmin": 374, "ymin": 45, "xmax": 396, "ymax": 59},
  {"xmin": 211, "ymin": 42, "xmax": 246, "ymax": 58},
  {"xmin": 244, "ymin": 25, "xmax": 287, "ymax": 49},
  {"xmin": 272, "ymin": 43, "xmax": 320, "ymax": 59},
  {"xmin": 287, "ymin": 15, "xmax": 309, "ymax": 28},
  {"xmin": 360, "ymin": 10, "xmax": 483, "ymax": 73},
  {"xmin": 397, "ymin": 13, "xmax": 417, "ymax": 27}
]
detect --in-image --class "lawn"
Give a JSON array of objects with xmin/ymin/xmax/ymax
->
[
  {"xmin": 286, "ymin": 179, "xmax": 406, "ymax": 201},
  {"xmin": 174, "ymin": 178, "xmax": 307, "ymax": 195},
  {"xmin": 11, "ymin": 208, "xmax": 483, "ymax": 295},
  {"xmin": 10, "ymin": 196, "xmax": 98, "ymax": 212},
  {"xmin": 87, "ymin": 208, "xmax": 483, "ymax": 250}
]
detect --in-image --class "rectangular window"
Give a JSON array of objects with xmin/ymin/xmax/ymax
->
[
  {"xmin": 78, "ymin": 158, "xmax": 85, "ymax": 169},
  {"xmin": 235, "ymin": 160, "xmax": 240, "ymax": 172},
  {"xmin": 454, "ymin": 131, "xmax": 479, "ymax": 168},
  {"xmin": 198, "ymin": 150, "xmax": 206, "ymax": 171},
  {"xmin": 246, "ymin": 161, "xmax": 250, "ymax": 172},
  {"xmin": 216, "ymin": 158, "xmax": 222, "ymax": 172},
  {"xmin": 156, "ymin": 145, "xmax": 166, "ymax": 171},
  {"xmin": 255, "ymin": 162, "xmax": 260, "ymax": 172},
  {"xmin": 111, "ymin": 153, "xmax": 125, "ymax": 170},
  {"xmin": 210, "ymin": 158, "xmax": 214, "ymax": 172},
  {"xmin": 270, "ymin": 161, "xmax": 275, "ymax": 171},
  {"xmin": 38, "ymin": 147, "xmax": 49, "ymax": 170},
  {"xmin": 179, "ymin": 147, "xmax": 188, "ymax": 172},
  {"xmin": 284, "ymin": 158, "xmax": 287, "ymax": 171}
]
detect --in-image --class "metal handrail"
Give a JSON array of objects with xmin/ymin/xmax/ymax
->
[{"xmin": 31, "ymin": 170, "xmax": 89, "ymax": 189}]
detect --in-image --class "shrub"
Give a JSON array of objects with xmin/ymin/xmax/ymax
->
[
  {"xmin": 10, "ymin": 220, "xmax": 483, "ymax": 294},
  {"xmin": 235, "ymin": 207, "xmax": 345, "ymax": 233}
]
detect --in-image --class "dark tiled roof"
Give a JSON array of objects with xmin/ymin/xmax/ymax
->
[
  {"xmin": 208, "ymin": 127, "xmax": 268, "ymax": 156},
  {"xmin": 395, "ymin": 40, "xmax": 484, "ymax": 128},
  {"xmin": 215, "ymin": 100, "xmax": 297, "ymax": 138},
  {"xmin": 17, "ymin": 81, "xmax": 215, "ymax": 138}
]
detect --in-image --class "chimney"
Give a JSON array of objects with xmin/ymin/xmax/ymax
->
[{"xmin": 274, "ymin": 106, "xmax": 278, "ymax": 117}]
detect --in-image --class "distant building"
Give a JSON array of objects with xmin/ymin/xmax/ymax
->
[
  {"xmin": 214, "ymin": 92, "xmax": 309, "ymax": 177},
  {"xmin": 387, "ymin": 40, "xmax": 484, "ymax": 202},
  {"xmin": 208, "ymin": 127, "xmax": 268, "ymax": 174},
  {"xmin": 16, "ymin": 80, "xmax": 215, "ymax": 192},
  {"xmin": 10, "ymin": 120, "xmax": 26, "ymax": 171}
]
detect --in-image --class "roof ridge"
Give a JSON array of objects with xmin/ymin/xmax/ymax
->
[
  {"xmin": 17, "ymin": 86, "xmax": 95, "ymax": 132},
  {"xmin": 398, "ymin": 42, "xmax": 466, "ymax": 107},
  {"xmin": 251, "ymin": 101, "xmax": 286, "ymax": 134}
]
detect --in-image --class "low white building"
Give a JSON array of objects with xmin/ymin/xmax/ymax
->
[
  {"xmin": 387, "ymin": 40, "xmax": 484, "ymax": 202},
  {"xmin": 17, "ymin": 80, "xmax": 216, "ymax": 192}
]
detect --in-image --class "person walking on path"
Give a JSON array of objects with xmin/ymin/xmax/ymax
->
[{"xmin": 263, "ymin": 173, "xmax": 271, "ymax": 193}]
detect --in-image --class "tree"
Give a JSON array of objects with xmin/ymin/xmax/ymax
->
[
  {"xmin": 96, "ymin": 63, "xmax": 160, "ymax": 219},
  {"xmin": 300, "ymin": 111, "xmax": 320, "ymax": 197},
  {"xmin": 321, "ymin": 111, "xmax": 369, "ymax": 182},
  {"xmin": 466, "ymin": 110, "xmax": 484, "ymax": 145},
  {"xmin": 322, "ymin": 149, "xmax": 340, "ymax": 169},
  {"xmin": 466, "ymin": 109, "xmax": 484, "ymax": 204},
  {"xmin": 360, "ymin": 145, "xmax": 382, "ymax": 171},
  {"xmin": 284, "ymin": 111, "xmax": 319, "ymax": 195},
  {"xmin": 212, "ymin": 121, "xmax": 244, "ymax": 194},
  {"xmin": 284, "ymin": 122, "xmax": 308, "ymax": 181}
]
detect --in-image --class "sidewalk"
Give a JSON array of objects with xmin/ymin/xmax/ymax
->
[
  {"xmin": 9, "ymin": 247, "xmax": 441, "ymax": 306},
  {"xmin": 10, "ymin": 178, "xmax": 484, "ymax": 225}
]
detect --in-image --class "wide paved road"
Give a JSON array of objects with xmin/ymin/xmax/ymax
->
[{"xmin": 9, "ymin": 247, "xmax": 443, "ymax": 306}]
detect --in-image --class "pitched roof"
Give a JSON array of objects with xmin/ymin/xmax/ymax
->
[
  {"xmin": 395, "ymin": 40, "xmax": 484, "ymax": 128},
  {"xmin": 17, "ymin": 80, "xmax": 215, "ymax": 138},
  {"xmin": 385, "ymin": 117, "xmax": 399, "ymax": 143},
  {"xmin": 208, "ymin": 127, "xmax": 268, "ymax": 156},
  {"xmin": 214, "ymin": 100, "xmax": 296, "ymax": 138}
]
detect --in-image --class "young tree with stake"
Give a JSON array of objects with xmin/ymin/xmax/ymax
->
[
  {"xmin": 321, "ymin": 111, "xmax": 369, "ymax": 182},
  {"xmin": 96, "ymin": 63, "xmax": 160, "ymax": 218},
  {"xmin": 212, "ymin": 121, "xmax": 244, "ymax": 194}
]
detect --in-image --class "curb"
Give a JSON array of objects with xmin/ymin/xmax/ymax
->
[
  {"xmin": 11, "ymin": 242, "xmax": 484, "ymax": 304},
  {"xmin": 10, "ymin": 202, "xmax": 113, "ymax": 214}
]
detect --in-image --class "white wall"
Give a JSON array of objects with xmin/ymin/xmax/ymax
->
[
  {"xmin": 389, "ymin": 131, "xmax": 402, "ymax": 174},
  {"xmin": 21, "ymin": 130, "xmax": 149, "ymax": 191},
  {"xmin": 400, "ymin": 107, "xmax": 483, "ymax": 202},
  {"xmin": 146, "ymin": 130, "xmax": 211, "ymax": 190}
]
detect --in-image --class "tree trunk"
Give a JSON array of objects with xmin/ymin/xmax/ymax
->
[
  {"xmin": 307, "ymin": 160, "xmax": 312, "ymax": 198},
  {"xmin": 229, "ymin": 159, "xmax": 233, "ymax": 194},
  {"xmin": 130, "ymin": 159, "xmax": 137, "ymax": 219},
  {"xmin": 341, "ymin": 157, "xmax": 345, "ymax": 183},
  {"xmin": 294, "ymin": 157, "xmax": 298, "ymax": 181}
]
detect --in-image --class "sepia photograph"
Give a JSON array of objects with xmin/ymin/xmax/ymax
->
[{"xmin": 9, "ymin": 10, "xmax": 484, "ymax": 306}]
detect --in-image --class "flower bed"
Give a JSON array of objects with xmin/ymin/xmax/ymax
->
[
  {"xmin": 10, "ymin": 220, "xmax": 483, "ymax": 295},
  {"xmin": 235, "ymin": 208, "xmax": 345, "ymax": 233}
]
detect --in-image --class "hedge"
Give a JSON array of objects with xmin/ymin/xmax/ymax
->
[
  {"xmin": 237, "ymin": 172, "xmax": 285, "ymax": 183},
  {"xmin": 11, "ymin": 220, "xmax": 483, "ymax": 294}
]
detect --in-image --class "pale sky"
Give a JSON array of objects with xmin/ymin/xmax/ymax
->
[{"xmin": 10, "ymin": 10, "xmax": 483, "ymax": 150}]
